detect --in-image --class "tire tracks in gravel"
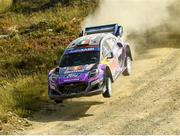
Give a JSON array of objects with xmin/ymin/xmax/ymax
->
[
  {"xmin": 67, "ymin": 48, "xmax": 180, "ymax": 135},
  {"xmin": 21, "ymin": 48, "xmax": 180, "ymax": 135}
]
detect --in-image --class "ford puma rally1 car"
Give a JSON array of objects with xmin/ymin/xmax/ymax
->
[{"xmin": 48, "ymin": 24, "xmax": 133, "ymax": 103}]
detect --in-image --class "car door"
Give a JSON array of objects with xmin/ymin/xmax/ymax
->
[
  {"xmin": 109, "ymin": 38, "xmax": 123, "ymax": 64},
  {"xmin": 101, "ymin": 38, "xmax": 120, "ymax": 78},
  {"xmin": 109, "ymin": 38, "xmax": 126, "ymax": 72},
  {"xmin": 107, "ymin": 38, "xmax": 123, "ymax": 76}
]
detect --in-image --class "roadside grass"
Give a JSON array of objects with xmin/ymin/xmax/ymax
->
[
  {"xmin": 0, "ymin": 0, "xmax": 12, "ymax": 13},
  {"xmin": 0, "ymin": 0, "xmax": 99, "ymax": 133},
  {"xmin": 0, "ymin": 73, "xmax": 49, "ymax": 134},
  {"xmin": 0, "ymin": 73, "xmax": 47, "ymax": 134},
  {"xmin": 0, "ymin": 0, "xmax": 99, "ymax": 74},
  {"xmin": 0, "ymin": 73, "xmax": 48, "ymax": 119}
]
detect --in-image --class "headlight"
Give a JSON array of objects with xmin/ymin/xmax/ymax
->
[
  {"xmin": 49, "ymin": 74, "xmax": 58, "ymax": 90},
  {"xmin": 89, "ymin": 69, "xmax": 99, "ymax": 78},
  {"xmin": 49, "ymin": 74, "xmax": 58, "ymax": 81}
]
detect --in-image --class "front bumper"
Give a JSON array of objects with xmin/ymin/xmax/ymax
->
[{"xmin": 48, "ymin": 79, "xmax": 104, "ymax": 100}]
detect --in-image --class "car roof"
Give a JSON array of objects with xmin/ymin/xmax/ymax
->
[{"xmin": 67, "ymin": 33, "xmax": 112, "ymax": 49}]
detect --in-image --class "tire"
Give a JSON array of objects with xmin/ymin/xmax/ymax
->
[
  {"xmin": 54, "ymin": 100, "xmax": 63, "ymax": 104},
  {"xmin": 123, "ymin": 56, "xmax": 132, "ymax": 76},
  {"xmin": 103, "ymin": 76, "xmax": 112, "ymax": 98}
]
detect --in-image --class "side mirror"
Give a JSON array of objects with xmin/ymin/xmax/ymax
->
[
  {"xmin": 54, "ymin": 60, "xmax": 59, "ymax": 66},
  {"xmin": 117, "ymin": 42, "xmax": 123, "ymax": 48},
  {"xmin": 79, "ymin": 30, "xmax": 83, "ymax": 37},
  {"xmin": 55, "ymin": 67, "xmax": 59, "ymax": 73},
  {"xmin": 107, "ymin": 52, "xmax": 113, "ymax": 59}
]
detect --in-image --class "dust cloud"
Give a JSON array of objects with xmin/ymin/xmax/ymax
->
[
  {"xmin": 83, "ymin": 0, "xmax": 171, "ymax": 38},
  {"xmin": 166, "ymin": 0, "xmax": 180, "ymax": 35},
  {"xmin": 83, "ymin": 0, "xmax": 180, "ymax": 55},
  {"xmin": 127, "ymin": 0, "xmax": 180, "ymax": 51}
]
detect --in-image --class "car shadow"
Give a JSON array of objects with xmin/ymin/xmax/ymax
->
[{"xmin": 29, "ymin": 100, "xmax": 104, "ymax": 122}]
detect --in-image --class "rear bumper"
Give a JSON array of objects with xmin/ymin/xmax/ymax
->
[{"xmin": 48, "ymin": 80, "xmax": 104, "ymax": 100}]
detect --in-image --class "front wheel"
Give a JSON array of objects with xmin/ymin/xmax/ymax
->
[
  {"xmin": 123, "ymin": 56, "xmax": 132, "ymax": 76},
  {"xmin": 103, "ymin": 77, "xmax": 112, "ymax": 98}
]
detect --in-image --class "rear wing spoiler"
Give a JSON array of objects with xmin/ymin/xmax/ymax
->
[{"xmin": 80, "ymin": 24, "xmax": 123, "ymax": 37}]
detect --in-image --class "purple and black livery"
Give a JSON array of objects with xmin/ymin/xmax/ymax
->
[{"xmin": 48, "ymin": 24, "xmax": 133, "ymax": 102}]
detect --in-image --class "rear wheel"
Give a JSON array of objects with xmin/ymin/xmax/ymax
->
[
  {"xmin": 103, "ymin": 76, "xmax": 112, "ymax": 98},
  {"xmin": 123, "ymin": 56, "xmax": 132, "ymax": 76}
]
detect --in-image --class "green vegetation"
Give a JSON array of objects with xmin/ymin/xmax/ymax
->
[
  {"xmin": 0, "ymin": 0, "xmax": 12, "ymax": 13},
  {"xmin": 0, "ymin": 0, "xmax": 99, "ymax": 133}
]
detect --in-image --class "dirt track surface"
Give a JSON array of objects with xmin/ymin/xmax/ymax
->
[{"xmin": 21, "ymin": 47, "xmax": 180, "ymax": 135}]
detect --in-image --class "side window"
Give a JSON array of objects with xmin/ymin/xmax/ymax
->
[
  {"xmin": 107, "ymin": 38, "xmax": 116, "ymax": 49},
  {"xmin": 112, "ymin": 39, "xmax": 119, "ymax": 57},
  {"xmin": 102, "ymin": 46, "xmax": 106, "ymax": 58},
  {"xmin": 107, "ymin": 38, "xmax": 123, "ymax": 60},
  {"xmin": 102, "ymin": 40, "xmax": 111, "ymax": 58},
  {"xmin": 117, "ymin": 42, "xmax": 123, "ymax": 48}
]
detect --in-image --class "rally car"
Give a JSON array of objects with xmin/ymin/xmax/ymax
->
[{"xmin": 48, "ymin": 24, "xmax": 133, "ymax": 103}]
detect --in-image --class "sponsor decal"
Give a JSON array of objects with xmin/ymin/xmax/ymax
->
[
  {"xmin": 64, "ymin": 73, "xmax": 80, "ymax": 78},
  {"xmin": 101, "ymin": 58, "xmax": 110, "ymax": 66},
  {"xmin": 64, "ymin": 66, "xmax": 85, "ymax": 74},
  {"xmin": 64, "ymin": 78, "xmax": 80, "ymax": 82},
  {"xmin": 65, "ymin": 48, "xmax": 100, "ymax": 54},
  {"xmin": 63, "ymin": 64, "xmax": 94, "ymax": 74}
]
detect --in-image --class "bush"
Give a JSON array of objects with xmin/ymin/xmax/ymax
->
[
  {"xmin": 0, "ymin": 74, "xmax": 48, "ymax": 118},
  {"xmin": 0, "ymin": 0, "xmax": 12, "ymax": 13},
  {"xmin": 0, "ymin": 0, "xmax": 99, "ymax": 133}
]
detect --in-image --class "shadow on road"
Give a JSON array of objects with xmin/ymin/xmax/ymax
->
[{"xmin": 29, "ymin": 100, "xmax": 104, "ymax": 122}]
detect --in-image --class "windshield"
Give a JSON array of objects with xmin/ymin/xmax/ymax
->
[{"xmin": 59, "ymin": 51, "xmax": 100, "ymax": 67}]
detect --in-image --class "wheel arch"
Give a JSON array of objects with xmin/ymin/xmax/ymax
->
[
  {"xmin": 105, "ymin": 66, "xmax": 114, "ymax": 82},
  {"xmin": 125, "ymin": 45, "xmax": 133, "ymax": 61}
]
